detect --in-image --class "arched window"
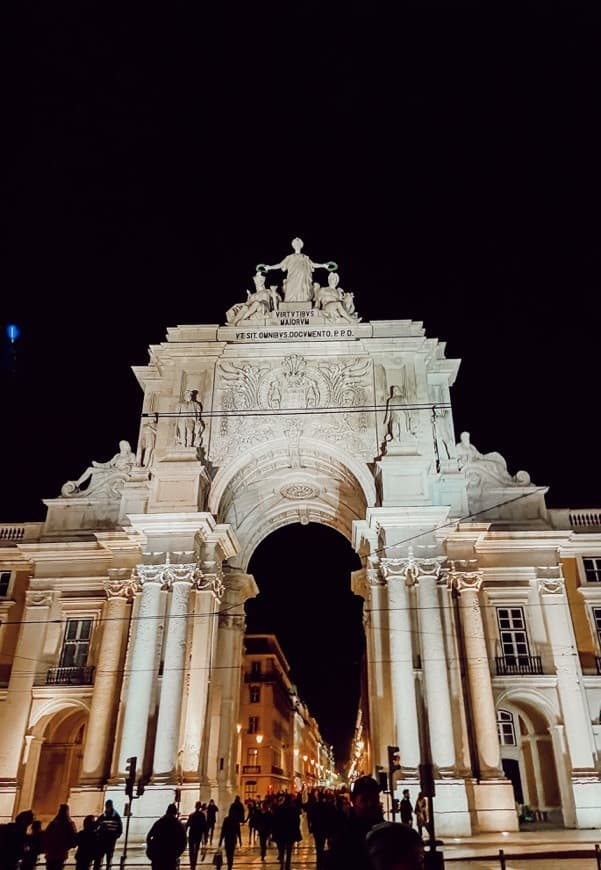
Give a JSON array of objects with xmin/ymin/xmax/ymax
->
[{"xmin": 497, "ymin": 709, "xmax": 516, "ymax": 746}]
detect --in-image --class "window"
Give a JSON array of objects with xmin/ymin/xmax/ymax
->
[
  {"xmin": 248, "ymin": 716, "xmax": 260, "ymax": 734},
  {"xmin": 497, "ymin": 607, "xmax": 530, "ymax": 665},
  {"xmin": 250, "ymin": 686, "xmax": 261, "ymax": 703},
  {"xmin": 0, "ymin": 572, "xmax": 11, "ymax": 597},
  {"xmin": 584, "ymin": 558, "xmax": 601, "ymax": 583},
  {"xmin": 497, "ymin": 710, "xmax": 516, "ymax": 746},
  {"xmin": 592, "ymin": 608, "xmax": 601, "ymax": 647},
  {"xmin": 59, "ymin": 619, "xmax": 92, "ymax": 668},
  {"xmin": 251, "ymin": 661, "xmax": 262, "ymax": 676},
  {"xmin": 247, "ymin": 748, "xmax": 258, "ymax": 765},
  {"xmin": 244, "ymin": 781, "xmax": 257, "ymax": 799}
]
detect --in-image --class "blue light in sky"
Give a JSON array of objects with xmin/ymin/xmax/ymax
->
[{"xmin": 6, "ymin": 324, "xmax": 20, "ymax": 343}]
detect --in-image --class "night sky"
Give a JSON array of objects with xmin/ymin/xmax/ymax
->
[{"xmin": 1, "ymin": 5, "xmax": 599, "ymax": 765}]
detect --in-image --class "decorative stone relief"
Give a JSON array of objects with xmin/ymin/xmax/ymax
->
[
  {"xmin": 456, "ymin": 431, "xmax": 531, "ymax": 487},
  {"xmin": 61, "ymin": 440, "xmax": 137, "ymax": 499},
  {"xmin": 211, "ymin": 353, "xmax": 374, "ymax": 462},
  {"xmin": 192, "ymin": 572, "xmax": 225, "ymax": 600},
  {"xmin": 280, "ymin": 483, "xmax": 319, "ymax": 500},
  {"xmin": 538, "ymin": 575, "xmax": 565, "ymax": 595},
  {"xmin": 25, "ymin": 590, "xmax": 53, "ymax": 608}
]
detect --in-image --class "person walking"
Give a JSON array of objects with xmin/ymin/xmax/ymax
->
[
  {"xmin": 413, "ymin": 793, "xmax": 429, "ymax": 839},
  {"xmin": 399, "ymin": 791, "xmax": 413, "ymax": 828},
  {"xmin": 218, "ymin": 812, "xmax": 239, "ymax": 870},
  {"xmin": 1, "ymin": 809, "xmax": 35, "ymax": 870},
  {"xmin": 43, "ymin": 804, "xmax": 77, "ymax": 870},
  {"xmin": 253, "ymin": 801, "xmax": 273, "ymax": 862},
  {"xmin": 75, "ymin": 815, "xmax": 99, "ymax": 870},
  {"xmin": 227, "ymin": 796, "xmax": 246, "ymax": 848},
  {"xmin": 206, "ymin": 800, "xmax": 219, "ymax": 845},
  {"xmin": 322, "ymin": 776, "xmax": 385, "ymax": 870},
  {"xmin": 146, "ymin": 804, "xmax": 186, "ymax": 870},
  {"xmin": 21, "ymin": 818, "xmax": 44, "ymax": 870},
  {"xmin": 186, "ymin": 801, "xmax": 208, "ymax": 870},
  {"xmin": 93, "ymin": 800, "xmax": 122, "ymax": 870},
  {"xmin": 271, "ymin": 794, "xmax": 302, "ymax": 870}
]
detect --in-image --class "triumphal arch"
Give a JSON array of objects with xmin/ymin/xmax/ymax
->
[{"xmin": 4, "ymin": 239, "xmax": 601, "ymax": 837}]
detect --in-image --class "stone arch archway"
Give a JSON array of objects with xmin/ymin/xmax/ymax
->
[
  {"xmin": 495, "ymin": 688, "xmax": 565, "ymax": 826},
  {"xmin": 21, "ymin": 700, "xmax": 89, "ymax": 821},
  {"xmin": 209, "ymin": 438, "xmax": 376, "ymax": 570}
]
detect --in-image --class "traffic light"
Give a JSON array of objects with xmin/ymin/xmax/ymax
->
[
  {"xmin": 125, "ymin": 756, "xmax": 137, "ymax": 799},
  {"xmin": 136, "ymin": 777, "xmax": 145, "ymax": 798},
  {"xmin": 387, "ymin": 746, "xmax": 400, "ymax": 772}
]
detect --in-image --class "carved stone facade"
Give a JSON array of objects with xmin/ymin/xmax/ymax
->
[{"xmin": 2, "ymin": 241, "xmax": 601, "ymax": 839}]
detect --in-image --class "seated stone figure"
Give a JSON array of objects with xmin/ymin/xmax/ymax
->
[
  {"xmin": 313, "ymin": 273, "xmax": 358, "ymax": 322},
  {"xmin": 226, "ymin": 274, "xmax": 280, "ymax": 325},
  {"xmin": 61, "ymin": 440, "xmax": 136, "ymax": 498}
]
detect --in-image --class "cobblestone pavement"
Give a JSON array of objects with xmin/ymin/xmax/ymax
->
[{"xmin": 108, "ymin": 834, "xmax": 601, "ymax": 869}]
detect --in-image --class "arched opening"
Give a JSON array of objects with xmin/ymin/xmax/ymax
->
[
  {"xmin": 496, "ymin": 699, "xmax": 563, "ymax": 827},
  {"xmin": 30, "ymin": 706, "xmax": 88, "ymax": 821},
  {"xmin": 244, "ymin": 523, "xmax": 364, "ymax": 777}
]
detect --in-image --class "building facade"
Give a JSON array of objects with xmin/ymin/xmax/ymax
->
[
  {"xmin": 1, "ymin": 240, "xmax": 601, "ymax": 837},
  {"xmin": 237, "ymin": 634, "xmax": 335, "ymax": 800}
]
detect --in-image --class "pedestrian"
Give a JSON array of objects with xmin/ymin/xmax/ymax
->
[
  {"xmin": 1, "ymin": 810, "xmax": 35, "ymax": 870},
  {"xmin": 75, "ymin": 815, "xmax": 99, "ymax": 870},
  {"xmin": 146, "ymin": 803, "xmax": 187, "ymax": 870},
  {"xmin": 271, "ymin": 793, "xmax": 302, "ymax": 870},
  {"xmin": 21, "ymin": 818, "xmax": 44, "ymax": 870},
  {"xmin": 366, "ymin": 822, "xmax": 424, "ymax": 870},
  {"xmin": 413, "ymin": 793, "xmax": 429, "ymax": 839},
  {"xmin": 306, "ymin": 791, "xmax": 335, "ymax": 868},
  {"xmin": 93, "ymin": 800, "xmax": 122, "ymax": 870},
  {"xmin": 218, "ymin": 812, "xmax": 239, "ymax": 870},
  {"xmin": 399, "ymin": 791, "xmax": 413, "ymax": 828},
  {"xmin": 43, "ymin": 804, "xmax": 77, "ymax": 870},
  {"xmin": 206, "ymin": 799, "xmax": 219, "ymax": 845},
  {"xmin": 322, "ymin": 776, "xmax": 384, "ymax": 870},
  {"xmin": 254, "ymin": 801, "xmax": 273, "ymax": 861},
  {"xmin": 227, "ymin": 796, "xmax": 246, "ymax": 847},
  {"xmin": 186, "ymin": 801, "xmax": 208, "ymax": 870}
]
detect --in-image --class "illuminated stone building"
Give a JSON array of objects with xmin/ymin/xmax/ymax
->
[
  {"xmin": 237, "ymin": 634, "xmax": 333, "ymax": 799},
  {"xmin": 1, "ymin": 240, "xmax": 601, "ymax": 837}
]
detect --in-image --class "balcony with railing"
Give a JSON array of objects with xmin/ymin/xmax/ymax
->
[
  {"xmin": 242, "ymin": 765, "xmax": 261, "ymax": 774},
  {"xmin": 46, "ymin": 666, "xmax": 95, "ymax": 686},
  {"xmin": 495, "ymin": 655, "xmax": 543, "ymax": 676}
]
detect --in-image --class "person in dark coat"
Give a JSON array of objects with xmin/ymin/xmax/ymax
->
[
  {"xmin": 75, "ymin": 815, "xmax": 99, "ymax": 870},
  {"xmin": 206, "ymin": 800, "xmax": 219, "ymax": 845},
  {"xmin": 271, "ymin": 794, "xmax": 302, "ymax": 870},
  {"xmin": 253, "ymin": 801, "xmax": 273, "ymax": 861},
  {"xmin": 146, "ymin": 804, "xmax": 187, "ymax": 870},
  {"xmin": 21, "ymin": 819, "xmax": 44, "ymax": 870},
  {"xmin": 93, "ymin": 800, "xmax": 122, "ymax": 870},
  {"xmin": 186, "ymin": 801, "xmax": 208, "ymax": 870},
  {"xmin": 43, "ymin": 804, "xmax": 78, "ymax": 870},
  {"xmin": 306, "ymin": 791, "xmax": 336, "ymax": 868},
  {"xmin": 1, "ymin": 809, "xmax": 35, "ymax": 870},
  {"xmin": 399, "ymin": 790, "xmax": 413, "ymax": 828},
  {"xmin": 322, "ymin": 776, "xmax": 384, "ymax": 870},
  {"xmin": 227, "ymin": 796, "xmax": 245, "ymax": 847},
  {"xmin": 218, "ymin": 812, "xmax": 240, "ymax": 870}
]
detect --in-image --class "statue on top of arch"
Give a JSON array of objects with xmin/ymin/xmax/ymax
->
[{"xmin": 225, "ymin": 238, "xmax": 361, "ymax": 325}]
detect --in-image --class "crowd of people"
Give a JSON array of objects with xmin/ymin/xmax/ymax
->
[
  {"xmin": 0, "ymin": 799, "xmax": 123, "ymax": 870},
  {"xmin": 0, "ymin": 779, "xmax": 426, "ymax": 870}
]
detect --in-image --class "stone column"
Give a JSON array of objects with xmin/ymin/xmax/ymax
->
[
  {"xmin": 414, "ymin": 559, "xmax": 456, "ymax": 773},
  {"xmin": 80, "ymin": 575, "xmax": 132, "ymax": 784},
  {"xmin": 450, "ymin": 570, "xmax": 502, "ymax": 778},
  {"xmin": 182, "ymin": 573, "xmax": 224, "ymax": 779},
  {"xmin": 381, "ymin": 560, "xmax": 420, "ymax": 772},
  {"xmin": 118, "ymin": 567, "xmax": 163, "ymax": 773},
  {"xmin": 538, "ymin": 575, "xmax": 596, "ymax": 771},
  {"xmin": 0, "ymin": 590, "xmax": 54, "ymax": 785},
  {"xmin": 153, "ymin": 566, "xmax": 195, "ymax": 781}
]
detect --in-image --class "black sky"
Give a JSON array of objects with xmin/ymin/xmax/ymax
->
[{"xmin": 1, "ymin": 4, "xmax": 599, "ymax": 764}]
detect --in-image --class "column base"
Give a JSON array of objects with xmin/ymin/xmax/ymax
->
[
  {"xmin": 467, "ymin": 778, "xmax": 519, "ymax": 832},
  {"xmin": 430, "ymin": 779, "xmax": 472, "ymax": 836},
  {"xmin": 568, "ymin": 774, "xmax": 601, "ymax": 828},
  {"xmin": 104, "ymin": 784, "xmax": 191, "ymax": 845}
]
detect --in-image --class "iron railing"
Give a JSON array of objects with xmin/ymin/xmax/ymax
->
[
  {"xmin": 495, "ymin": 655, "xmax": 543, "ymax": 676},
  {"xmin": 46, "ymin": 665, "xmax": 95, "ymax": 685}
]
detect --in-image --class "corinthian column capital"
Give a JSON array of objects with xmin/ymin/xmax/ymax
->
[
  {"xmin": 447, "ymin": 563, "xmax": 483, "ymax": 592},
  {"xmin": 25, "ymin": 590, "xmax": 53, "ymax": 608},
  {"xmin": 192, "ymin": 571, "xmax": 225, "ymax": 600},
  {"xmin": 380, "ymin": 558, "xmax": 413, "ymax": 584},
  {"xmin": 538, "ymin": 575, "xmax": 565, "ymax": 595}
]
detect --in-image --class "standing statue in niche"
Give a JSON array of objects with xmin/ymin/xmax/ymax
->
[
  {"xmin": 137, "ymin": 415, "xmax": 158, "ymax": 468},
  {"xmin": 176, "ymin": 390, "xmax": 204, "ymax": 448},
  {"xmin": 61, "ymin": 440, "xmax": 137, "ymax": 498},
  {"xmin": 383, "ymin": 385, "xmax": 412, "ymax": 443},
  {"xmin": 257, "ymin": 238, "xmax": 337, "ymax": 303}
]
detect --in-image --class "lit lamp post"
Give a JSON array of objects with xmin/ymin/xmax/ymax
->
[{"xmin": 236, "ymin": 723, "xmax": 242, "ymax": 795}]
